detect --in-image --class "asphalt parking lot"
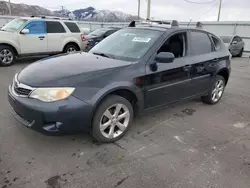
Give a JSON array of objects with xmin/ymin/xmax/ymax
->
[{"xmin": 1, "ymin": 57, "xmax": 250, "ymax": 188}]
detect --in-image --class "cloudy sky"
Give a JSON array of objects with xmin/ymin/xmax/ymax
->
[{"xmin": 8, "ymin": 0, "xmax": 250, "ymax": 21}]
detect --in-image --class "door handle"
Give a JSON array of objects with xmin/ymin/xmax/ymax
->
[
  {"xmin": 183, "ymin": 65, "xmax": 191, "ymax": 71},
  {"xmin": 38, "ymin": 36, "xmax": 45, "ymax": 40},
  {"xmin": 212, "ymin": 58, "xmax": 219, "ymax": 62}
]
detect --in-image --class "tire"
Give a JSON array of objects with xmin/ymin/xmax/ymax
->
[
  {"xmin": 0, "ymin": 45, "xmax": 16, "ymax": 66},
  {"xmin": 92, "ymin": 95, "xmax": 134, "ymax": 143},
  {"xmin": 63, "ymin": 44, "xmax": 79, "ymax": 54},
  {"xmin": 238, "ymin": 48, "xmax": 243, "ymax": 57},
  {"xmin": 201, "ymin": 75, "xmax": 225, "ymax": 105}
]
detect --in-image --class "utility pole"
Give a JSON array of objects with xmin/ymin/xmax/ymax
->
[
  {"xmin": 217, "ymin": 0, "xmax": 222, "ymax": 21},
  {"xmin": 146, "ymin": 0, "xmax": 151, "ymax": 20},
  {"xmin": 137, "ymin": 0, "xmax": 140, "ymax": 20},
  {"xmin": 61, "ymin": 6, "xmax": 64, "ymax": 12},
  {"xmin": 8, "ymin": 0, "xmax": 11, "ymax": 16}
]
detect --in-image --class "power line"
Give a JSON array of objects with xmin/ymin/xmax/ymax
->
[
  {"xmin": 195, "ymin": 0, "xmax": 219, "ymax": 21},
  {"xmin": 184, "ymin": 0, "xmax": 217, "ymax": 4}
]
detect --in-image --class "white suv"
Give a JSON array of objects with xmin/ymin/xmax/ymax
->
[{"xmin": 0, "ymin": 17, "xmax": 87, "ymax": 66}]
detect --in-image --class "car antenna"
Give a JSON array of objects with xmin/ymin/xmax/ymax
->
[{"xmin": 187, "ymin": 19, "xmax": 192, "ymax": 26}]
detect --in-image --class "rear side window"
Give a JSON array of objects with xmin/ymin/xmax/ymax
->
[
  {"xmin": 211, "ymin": 35, "xmax": 221, "ymax": 51},
  {"xmin": 190, "ymin": 31, "xmax": 213, "ymax": 55},
  {"xmin": 64, "ymin": 22, "xmax": 80, "ymax": 33},
  {"xmin": 24, "ymin": 21, "xmax": 46, "ymax": 34},
  {"xmin": 46, "ymin": 21, "xmax": 66, "ymax": 33}
]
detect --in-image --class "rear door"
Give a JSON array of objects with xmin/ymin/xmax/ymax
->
[
  {"xmin": 187, "ymin": 30, "xmax": 218, "ymax": 95},
  {"xmin": 18, "ymin": 20, "xmax": 47, "ymax": 54},
  {"xmin": 46, "ymin": 21, "xmax": 66, "ymax": 52}
]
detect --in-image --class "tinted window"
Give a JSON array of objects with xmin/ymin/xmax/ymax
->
[
  {"xmin": 64, "ymin": 22, "xmax": 80, "ymax": 33},
  {"xmin": 46, "ymin": 21, "xmax": 65, "ymax": 33},
  {"xmin": 90, "ymin": 28, "xmax": 163, "ymax": 62},
  {"xmin": 24, "ymin": 21, "xmax": 46, "ymax": 34},
  {"xmin": 158, "ymin": 32, "xmax": 187, "ymax": 58},
  {"xmin": 211, "ymin": 35, "xmax": 221, "ymax": 51},
  {"xmin": 190, "ymin": 31, "xmax": 213, "ymax": 55}
]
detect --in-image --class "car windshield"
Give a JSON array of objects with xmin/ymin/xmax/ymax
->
[
  {"xmin": 89, "ymin": 28, "xmax": 109, "ymax": 37},
  {"xmin": 90, "ymin": 28, "xmax": 163, "ymax": 62},
  {"xmin": 220, "ymin": 36, "xmax": 232, "ymax": 43},
  {"xmin": 1, "ymin": 19, "xmax": 27, "ymax": 32}
]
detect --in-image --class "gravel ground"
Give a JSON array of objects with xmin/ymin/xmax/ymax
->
[{"xmin": 1, "ymin": 57, "xmax": 250, "ymax": 188}]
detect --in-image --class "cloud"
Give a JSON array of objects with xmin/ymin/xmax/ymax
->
[{"xmin": 10, "ymin": 0, "xmax": 250, "ymax": 21}]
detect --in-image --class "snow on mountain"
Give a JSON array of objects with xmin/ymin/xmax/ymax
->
[{"xmin": 0, "ymin": 1, "xmax": 138, "ymax": 22}]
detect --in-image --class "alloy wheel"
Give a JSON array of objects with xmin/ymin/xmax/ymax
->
[
  {"xmin": 211, "ymin": 79, "xmax": 224, "ymax": 103},
  {"xmin": 100, "ymin": 103, "xmax": 130, "ymax": 139},
  {"xmin": 0, "ymin": 49, "xmax": 13, "ymax": 65},
  {"xmin": 67, "ymin": 47, "xmax": 76, "ymax": 53}
]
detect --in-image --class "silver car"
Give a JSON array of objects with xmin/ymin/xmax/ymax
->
[{"xmin": 220, "ymin": 35, "xmax": 245, "ymax": 57}]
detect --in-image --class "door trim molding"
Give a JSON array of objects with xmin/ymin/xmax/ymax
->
[{"xmin": 148, "ymin": 78, "xmax": 191, "ymax": 92}]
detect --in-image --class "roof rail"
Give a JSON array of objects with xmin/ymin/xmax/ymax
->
[{"xmin": 128, "ymin": 19, "xmax": 179, "ymax": 28}]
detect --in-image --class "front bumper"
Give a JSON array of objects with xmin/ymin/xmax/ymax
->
[{"xmin": 8, "ymin": 85, "xmax": 93, "ymax": 135}]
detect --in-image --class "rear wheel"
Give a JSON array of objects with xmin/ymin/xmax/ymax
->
[
  {"xmin": 0, "ymin": 45, "xmax": 16, "ymax": 66},
  {"xmin": 92, "ymin": 95, "xmax": 134, "ymax": 143},
  {"xmin": 201, "ymin": 75, "xmax": 225, "ymax": 105},
  {"xmin": 63, "ymin": 44, "xmax": 79, "ymax": 54}
]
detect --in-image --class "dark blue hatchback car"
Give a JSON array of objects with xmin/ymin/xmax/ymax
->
[{"xmin": 8, "ymin": 20, "xmax": 231, "ymax": 143}]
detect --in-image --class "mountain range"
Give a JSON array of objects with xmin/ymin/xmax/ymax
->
[{"xmin": 0, "ymin": 1, "xmax": 138, "ymax": 22}]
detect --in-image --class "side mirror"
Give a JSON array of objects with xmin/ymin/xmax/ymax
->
[
  {"xmin": 232, "ymin": 41, "xmax": 237, "ymax": 45},
  {"xmin": 155, "ymin": 52, "xmax": 175, "ymax": 63},
  {"xmin": 20, "ymin": 28, "xmax": 29, "ymax": 34}
]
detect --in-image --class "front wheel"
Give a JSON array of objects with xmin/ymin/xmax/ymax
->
[
  {"xmin": 92, "ymin": 95, "xmax": 134, "ymax": 143},
  {"xmin": 201, "ymin": 75, "xmax": 225, "ymax": 105},
  {"xmin": 0, "ymin": 45, "xmax": 16, "ymax": 66}
]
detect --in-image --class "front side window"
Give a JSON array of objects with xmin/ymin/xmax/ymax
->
[
  {"xmin": 90, "ymin": 28, "xmax": 163, "ymax": 62},
  {"xmin": 1, "ymin": 18, "xmax": 27, "ymax": 32},
  {"xmin": 157, "ymin": 32, "xmax": 187, "ymax": 58},
  {"xmin": 190, "ymin": 31, "xmax": 213, "ymax": 55},
  {"xmin": 23, "ymin": 21, "xmax": 46, "ymax": 34},
  {"xmin": 46, "ymin": 21, "xmax": 66, "ymax": 33}
]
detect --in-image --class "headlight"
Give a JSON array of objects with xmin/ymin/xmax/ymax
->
[{"xmin": 29, "ymin": 87, "xmax": 75, "ymax": 102}]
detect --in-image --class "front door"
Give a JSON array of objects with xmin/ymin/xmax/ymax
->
[
  {"xmin": 144, "ymin": 31, "xmax": 192, "ymax": 109},
  {"xmin": 18, "ymin": 20, "xmax": 47, "ymax": 54}
]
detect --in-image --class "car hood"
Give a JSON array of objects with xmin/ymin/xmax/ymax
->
[
  {"xmin": 18, "ymin": 52, "xmax": 132, "ymax": 87},
  {"xmin": 0, "ymin": 30, "xmax": 15, "ymax": 39}
]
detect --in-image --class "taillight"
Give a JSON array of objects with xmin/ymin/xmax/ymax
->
[{"xmin": 81, "ymin": 34, "xmax": 85, "ymax": 41}]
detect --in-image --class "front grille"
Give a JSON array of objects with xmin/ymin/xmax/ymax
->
[
  {"xmin": 14, "ymin": 87, "xmax": 32, "ymax": 96},
  {"xmin": 13, "ymin": 80, "xmax": 32, "ymax": 96}
]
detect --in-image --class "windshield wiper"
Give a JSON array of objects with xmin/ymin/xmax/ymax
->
[{"xmin": 92, "ymin": 52, "xmax": 114, "ymax": 59}]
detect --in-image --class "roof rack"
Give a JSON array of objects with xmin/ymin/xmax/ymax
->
[
  {"xmin": 128, "ymin": 19, "xmax": 179, "ymax": 28},
  {"xmin": 30, "ymin": 15, "xmax": 73, "ymax": 21}
]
